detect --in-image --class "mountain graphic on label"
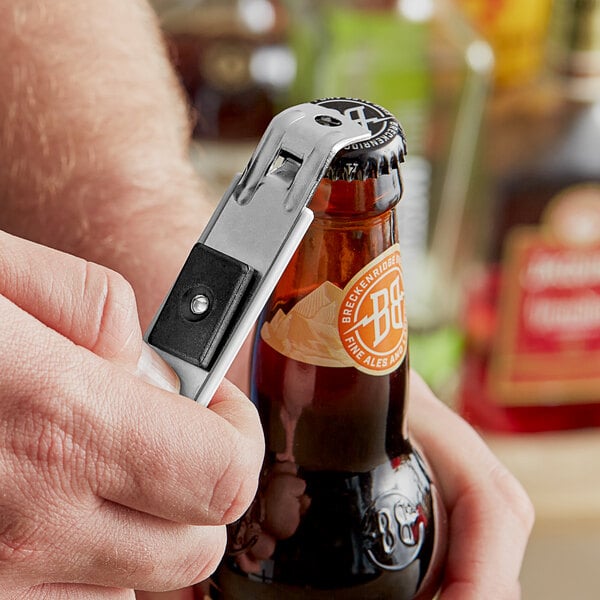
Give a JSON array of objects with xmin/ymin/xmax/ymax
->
[{"xmin": 260, "ymin": 281, "xmax": 355, "ymax": 368}]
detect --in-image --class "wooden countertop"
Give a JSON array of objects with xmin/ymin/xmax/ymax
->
[{"xmin": 485, "ymin": 429, "xmax": 600, "ymax": 531}]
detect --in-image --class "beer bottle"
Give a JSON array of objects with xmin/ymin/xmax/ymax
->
[
  {"xmin": 458, "ymin": 0, "xmax": 600, "ymax": 432},
  {"xmin": 150, "ymin": 0, "xmax": 296, "ymax": 203},
  {"xmin": 211, "ymin": 98, "xmax": 445, "ymax": 599}
]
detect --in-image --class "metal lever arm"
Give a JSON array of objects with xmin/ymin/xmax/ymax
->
[{"xmin": 144, "ymin": 102, "xmax": 370, "ymax": 405}]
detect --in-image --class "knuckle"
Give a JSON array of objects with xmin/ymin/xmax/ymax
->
[
  {"xmin": 511, "ymin": 486, "xmax": 535, "ymax": 534},
  {"xmin": 7, "ymin": 395, "xmax": 78, "ymax": 480},
  {"xmin": 81, "ymin": 261, "xmax": 140, "ymax": 359},
  {"xmin": 3, "ymin": 385, "xmax": 94, "ymax": 509},
  {"xmin": 124, "ymin": 527, "xmax": 227, "ymax": 592},
  {"xmin": 28, "ymin": 418, "xmax": 73, "ymax": 474},
  {"xmin": 0, "ymin": 510, "xmax": 37, "ymax": 566},
  {"xmin": 178, "ymin": 526, "xmax": 227, "ymax": 588},
  {"xmin": 490, "ymin": 462, "xmax": 535, "ymax": 532},
  {"xmin": 92, "ymin": 541, "xmax": 158, "ymax": 588}
]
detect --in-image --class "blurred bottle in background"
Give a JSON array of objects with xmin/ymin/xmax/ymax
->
[
  {"xmin": 457, "ymin": 0, "xmax": 551, "ymax": 89},
  {"xmin": 150, "ymin": 0, "xmax": 297, "ymax": 202},
  {"xmin": 454, "ymin": 0, "xmax": 553, "ymax": 261},
  {"xmin": 457, "ymin": 0, "xmax": 600, "ymax": 433},
  {"xmin": 288, "ymin": 0, "xmax": 492, "ymax": 399}
]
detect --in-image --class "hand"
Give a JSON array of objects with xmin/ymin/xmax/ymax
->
[
  {"xmin": 0, "ymin": 231, "xmax": 264, "ymax": 599},
  {"xmin": 409, "ymin": 372, "xmax": 534, "ymax": 600},
  {"xmin": 137, "ymin": 371, "xmax": 534, "ymax": 600}
]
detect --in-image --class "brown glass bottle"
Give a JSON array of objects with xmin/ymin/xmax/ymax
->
[
  {"xmin": 211, "ymin": 99, "xmax": 445, "ymax": 599},
  {"xmin": 152, "ymin": 0, "xmax": 293, "ymax": 140},
  {"xmin": 458, "ymin": 0, "xmax": 600, "ymax": 432},
  {"xmin": 150, "ymin": 0, "xmax": 297, "ymax": 204}
]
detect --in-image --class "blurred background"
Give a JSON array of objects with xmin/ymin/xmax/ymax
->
[{"xmin": 148, "ymin": 1, "xmax": 600, "ymax": 597}]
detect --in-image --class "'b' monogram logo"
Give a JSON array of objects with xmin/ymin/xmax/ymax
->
[
  {"xmin": 338, "ymin": 245, "xmax": 407, "ymax": 375},
  {"xmin": 368, "ymin": 278, "xmax": 404, "ymax": 348}
]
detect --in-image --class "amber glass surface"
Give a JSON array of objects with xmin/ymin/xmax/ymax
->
[{"xmin": 255, "ymin": 175, "xmax": 410, "ymax": 469}]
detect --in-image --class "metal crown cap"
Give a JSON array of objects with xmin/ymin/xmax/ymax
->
[{"xmin": 312, "ymin": 98, "xmax": 407, "ymax": 181}]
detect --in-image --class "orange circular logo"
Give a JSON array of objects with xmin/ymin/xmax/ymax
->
[{"xmin": 338, "ymin": 245, "xmax": 408, "ymax": 375}]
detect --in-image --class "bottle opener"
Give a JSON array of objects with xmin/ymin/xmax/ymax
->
[{"xmin": 144, "ymin": 102, "xmax": 370, "ymax": 405}]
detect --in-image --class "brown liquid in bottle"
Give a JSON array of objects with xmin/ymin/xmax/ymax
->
[{"xmin": 211, "ymin": 99, "xmax": 444, "ymax": 599}]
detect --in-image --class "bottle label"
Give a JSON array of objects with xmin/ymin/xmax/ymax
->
[
  {"xmin": 261, "ymin": 244, "xmax": 408, "ymax": 375},
  {"xmin": 338, "ymin": 245, "xmax": 408, "ymax": 374},
  {"xmin": 490, "ymin": 185, "xmax": 600, "ymax": 405}
]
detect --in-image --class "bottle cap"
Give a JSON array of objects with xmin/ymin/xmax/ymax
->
[{"xmin": 312, "ymin": 98, "xmax": 407, "ymax": 181}]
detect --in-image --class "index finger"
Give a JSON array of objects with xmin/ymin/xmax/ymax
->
[
  {"xmin": 88, "ymin": 360, "xmax": 265, "ymax": 528},
  {"xmin": 408, "ymin": 372, "xmax": 534, "ymax": 600},
  {"xmin": 0, "ymin": 298, "xmax": 264, "ymax": 529}
]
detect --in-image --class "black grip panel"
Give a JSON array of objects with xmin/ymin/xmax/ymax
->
[{"xmin": 148, "ymin": 243, "xmax": 255, "ymax": 369}]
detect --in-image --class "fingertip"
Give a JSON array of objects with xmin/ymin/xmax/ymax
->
[{"xmin": 209, "ymin": 377, "xmax": 252, "ymax": 405}]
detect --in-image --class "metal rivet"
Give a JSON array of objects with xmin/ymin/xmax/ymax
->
[
  {"xmin": 315, "ymin": 114, "xmax": 342, "ymax": 127},
  {"xmin": 190, "ymin": 294, "xmax": 210, "ymax": 315}
]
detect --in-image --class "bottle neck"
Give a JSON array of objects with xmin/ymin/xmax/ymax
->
[
  {"xmin": 309, "ymin": 172, "xmax": 403, "ymax": 221},
  {"xmin": 271, "ymin": 173, "xmax": 402, "ymax": 300}
]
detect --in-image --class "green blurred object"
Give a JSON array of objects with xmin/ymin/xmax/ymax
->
[
  {"xmin": 316, "ymin": 5, "xmax": 431, "ymax": 147},
  {"xmin": 410, "ymin": 325, "xmax": 464, "ymax": 399}
]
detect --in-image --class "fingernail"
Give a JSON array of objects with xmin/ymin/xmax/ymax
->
[{"xmin": 136, "ymin": 343, "xmax": 180, "ymax": 393}]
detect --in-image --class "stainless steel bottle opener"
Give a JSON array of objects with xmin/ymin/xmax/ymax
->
[{"xmin": 144, "ymin": 102, "xmax": 370, "ymax": 405}]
